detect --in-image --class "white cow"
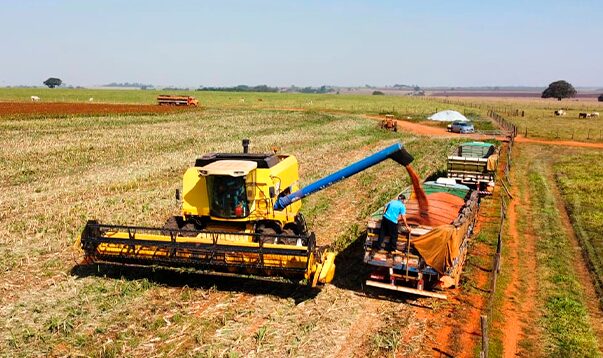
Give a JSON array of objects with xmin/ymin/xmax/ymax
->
[
  {"xmin": 30, "ymin": 95, "xmax": 40, "ymax": 102},
  {"xmin": 554, "ymin": 110, "xmax": 566, "ymax": 116},
  {"xmin": 591, "ymin": 112, "xmax": 600, "ymax": 117},
  {"xmin": 89, "ymin": 97, "xmax": 94, "ymax": 102}
]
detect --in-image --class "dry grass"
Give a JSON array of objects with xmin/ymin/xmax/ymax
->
[
  {"xmin": 436, "ymin": 96, "xmax": 603, "ymax": 141},
  {"xmin": 1, "ymin": 107, "xmax": 467, "ymax": 356}
]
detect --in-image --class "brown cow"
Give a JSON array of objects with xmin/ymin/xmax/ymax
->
[{"xmin": 579, "ymin": 112, "xmax": 590, "ymax": 118}]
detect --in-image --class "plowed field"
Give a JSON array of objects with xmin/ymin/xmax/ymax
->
[{"xmin": 0, "ymin": 102, "xmax": 194, "ymax": 118}]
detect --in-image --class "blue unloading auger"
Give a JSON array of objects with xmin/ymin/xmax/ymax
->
[{"xmin": 274, "ymin": 142, "xmax": 414, "ymax": 211}]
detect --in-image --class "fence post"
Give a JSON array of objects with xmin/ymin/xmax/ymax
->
[{"xmin": 481, "ymin": 315, "xmax": 489, "ymax": 358}]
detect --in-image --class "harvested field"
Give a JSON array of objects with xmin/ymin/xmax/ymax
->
[
  {"xmin": 0, "ymin": 104, "xmax": 494, "ymax": 357},
  {"xmin": 0, "ymin": 102, "xmax": 193, "ymax": 118},
  {"xmin": 3, "ymin": 90, "xmax": 601, "ymax": 357}
]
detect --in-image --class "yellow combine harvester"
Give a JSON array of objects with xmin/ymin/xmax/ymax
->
[{"xmin": 80, "ymin": 140, "xmax": 413, "ymax": 286}]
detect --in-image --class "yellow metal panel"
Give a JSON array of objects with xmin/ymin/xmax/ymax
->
[
  {"xmin": 182, "ymin": 167, "xmax": 208, "ymax": 216},
  {"xmin": 181, "ymin": 154, "xmax": 302, "ymax": 226}
]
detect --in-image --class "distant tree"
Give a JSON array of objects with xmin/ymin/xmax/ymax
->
[
  {"xmin": 598, "ymin": 94, "xmax": 603, "ymax": 102},
  {"xmin": 541, "ymin": 80, "xmax": 576, "ymax": 101},
  {"xmin": 372, "ymin": 91, "xmax": 385, "ymax": 95},
  {"xmin": 43, "ymin": 77, "xmax": 62, "ymax": 88}
]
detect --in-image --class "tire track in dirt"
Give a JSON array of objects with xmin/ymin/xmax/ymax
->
[
  {"xmin": 451, "ymin": 246, "xmax": 489, "ymax": 357},
  {"xmin": 500, "ymin": 179, "xmax": 540, "ymax": 357},
  {"xmin": 334, "ymin": 297, "xmax": 385, "ymax": 358},
  {"xmin": 546, "ymin": 166, "xmax": 603, "ymax": 350}
]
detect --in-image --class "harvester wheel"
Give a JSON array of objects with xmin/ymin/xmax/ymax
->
[
  {"xmin": 161, "ymin": 216, "xmax": 197, "ymax": 237},
  {"xmin": 257, "ymin": 226, "xmax": 280, "ymax": 244}
]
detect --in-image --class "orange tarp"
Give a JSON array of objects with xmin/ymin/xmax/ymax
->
[
  {"xmin": 409, "ymin": 192, "xmax": 478, "ymax": 275},
  {"xmin": 405, "ymin": 192, "xmax": 465, "ymax": 227},
  {"xmin": 411, "ymin": 225, "xmax": 460, "ymax": 275}
]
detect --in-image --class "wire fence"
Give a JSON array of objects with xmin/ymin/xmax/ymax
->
[
  {"xmin": 480, "ymin": 113, "xmax": 517, "ymax": 358},
  {"xmin": 521, "ymin": 126, "xmax": 603, "ymax": 141}
]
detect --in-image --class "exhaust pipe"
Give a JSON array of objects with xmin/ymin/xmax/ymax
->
[{"xmin": 242, "ymin": 139, "xmax": 250, "ymax": 153}]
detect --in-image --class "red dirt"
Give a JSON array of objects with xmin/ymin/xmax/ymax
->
[
  {"xmin": 453, "ymin": 244, "xmax": 490, "ymax": 357},
  {"xmin": 364, "ymin": 114, "xmax": 507, "ymax": 141},
  {"xmin": 365, "ymin": 115, "xmax": 452, "ymax": 137},
  {"xmin": 500, "ymin": 182, "xmax": 538, "ymax": 357},
  {"xmin": 515, "ymin": 136, "xmax": 603, "ymax": 149},
  {"xmin": 500, "ymin": 187, "xmax": 522, "ymax": 357},
  {"xmin": 365, "ymin": 115, "xmax": 603, "ymax": 149},
  {"xmin": 0, "ymin": 102, "xmax": 194, "ymax": 117}
]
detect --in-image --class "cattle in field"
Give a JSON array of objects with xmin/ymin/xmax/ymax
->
[
  {"xmin": 89, "ymin": 97, "xmax": 94, "ymax": 102},
  {"xmin": 591, "ymin": 112, "xmax": 599, "ymax": 117},
  {"xmin": 30, "ymin": 96, "xmax": 40, "ymax": 102},
  {"xmin": 579, "ymin": 112, "xmax": 591, "ymax": 118},
  {"xmin": 554, "ymin": 110, "xmax": 566, "ymax": 116}
]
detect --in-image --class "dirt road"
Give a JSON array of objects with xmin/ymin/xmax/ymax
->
[
  {"xmin": 515, "ymin": 136, "xmax": 603, "ymax": 149},
  {"xmin": 367, "ymin": 114, "xmax": 603, "ymax": 149}
]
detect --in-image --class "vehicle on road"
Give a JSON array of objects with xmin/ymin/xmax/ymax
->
[{"xmin": 447, "ymin": 121, "xmax": 475, "ymax": 134}]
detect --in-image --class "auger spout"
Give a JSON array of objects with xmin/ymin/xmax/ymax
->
[{"xmin": 274, "ymin": 142, "xmax": 413, "ymax": 211}]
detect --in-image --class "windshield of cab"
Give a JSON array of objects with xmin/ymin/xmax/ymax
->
[{"xmin": 207, "ymin": 175, "xmax": 250, "ymax": 218}]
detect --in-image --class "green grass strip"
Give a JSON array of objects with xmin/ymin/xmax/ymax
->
[{"xmin": 528, "ymin": 169, "xmax": 600, "ymax": 357}]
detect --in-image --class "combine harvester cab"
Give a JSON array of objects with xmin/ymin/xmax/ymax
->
[
  {"xmin": 80, "ymin": 140, "xmax": 414, "ymax": 288},
  {"xmin": 446, "ymin": 141, "xmax": 498, "ymax": 195},
  {"xmin": 364, "ymin": 179, "xmax": 480, "ymax": 299}
]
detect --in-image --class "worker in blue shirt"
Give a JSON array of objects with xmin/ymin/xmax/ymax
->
[{"xmin": 373, "ymin": 194, "xmax": 411, "ymax": 252}]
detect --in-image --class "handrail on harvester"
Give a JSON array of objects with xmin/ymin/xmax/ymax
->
[{"xmin": 274, "ymin": 142, "xmax": 414, "ymax": 211}]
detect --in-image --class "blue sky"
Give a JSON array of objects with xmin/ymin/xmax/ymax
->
[{"xmin": 1, "ymin": 0, "xmax": 601, "ymax": 87}]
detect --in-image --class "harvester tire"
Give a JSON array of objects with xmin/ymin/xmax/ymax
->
[
  {"xmin": 256, "ymin": 225, "xmax": 280, "ymax": 245},
  {"xmin": 161, "ymin": 216, "xmax": 197, "ymax": 236}
]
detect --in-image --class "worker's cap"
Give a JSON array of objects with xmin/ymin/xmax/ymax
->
[{"xmin": 397, "ymin": 194, "xmax": 406, "ymax": 201}]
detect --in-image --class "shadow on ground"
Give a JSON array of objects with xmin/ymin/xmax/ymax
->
[
  {"xmin": 71, "ymin": 263, "xmax": 319, "ymax": 304},
  {"xmin": 331, "ymin": 231, "xmax": 433, "ymax": 307}
]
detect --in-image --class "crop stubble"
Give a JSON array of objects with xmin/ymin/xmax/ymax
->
[{"xmin": 0, "ymin": 106, "xmax": 474, "ymax": 357}]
